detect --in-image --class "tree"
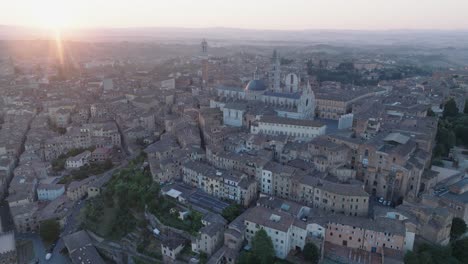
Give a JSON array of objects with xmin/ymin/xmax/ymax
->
[
  {"xmin": 451, "ymin": 238, "xmax": 468, "ymax": 262},
  {"xmin": 238, "ymin": 251, "xmax": 257, "ymax": 264},
  {"xmin": 427, "ymin": 108, "xmax": 436, "ymax": 117},
  {"xmin": 199, "ymin": 252, "xmax": 208, "ymax": 264},
  {"xmin": 410, "ymin": 243, "xmax": 459, "ymax": 264},
  {"xmin": 280, "ymin": 58, "xmax": 294, "ymax": 65},
  {"xmin": 252, "ymin": 229, "xmax": 275, "ymax": 264},
  {"xmin": 450, "ymin": 217, "xmax": 467, "ymax": 241},
  {"xmin": 443, "ymin": 99, "xmax": 459, "ymax": 118},
  {"xmin": 303, "ymin": 243, "xmax": 319, "ymax": 264},
  {"xmin": 337, "ymin": 62, "xmax": 355, "ymax": 71},
  {"xmin": 135, "ymin": 138, "xmax": 148, "ymax": 147},
  {"xmin": 221, "ymin": 204, "xmax": 243, "ymax": 222},
  {"xmin": 39, "ymin": 219, "xmax": 60, "ymax": 243},
  {"xmin": 404, "ymin": 251, "xmax": 420, "ymax": 264}
]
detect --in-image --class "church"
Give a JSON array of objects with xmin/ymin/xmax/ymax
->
[{"xmin": 211, "ymin": 51, "xmax": 316, "ymax": 121}]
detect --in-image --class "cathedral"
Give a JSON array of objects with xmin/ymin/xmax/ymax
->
[{"xmin": 213, "ymin": 51, "xmax": 316, "ymax": 120}]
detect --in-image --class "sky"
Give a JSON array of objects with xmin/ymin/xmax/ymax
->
[{"xmin": 1, "ymin": 0, "xmax": 468, "ymax": 30}]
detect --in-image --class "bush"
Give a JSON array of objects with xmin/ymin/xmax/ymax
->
[
  {"xmin": 432, "ymin": 159, "xmax": 444, "ymax": 167},
  {"xmin": 303, "ymin": 243, "xmax": 319, "ymax": 264},
  {"xmin": 452, "ymin": 238, "xmax": 468, "ymax": 262},
  {"xmin": 443, "ymin": 99, "xmax": 459, "ymax": 118},
  {"xmin": 450, "ymin": 217, "xmax": 467, "ymax": 241},
  {"xmin": 222, "ymin": 204, "xmax": 243, "ymax": 223},
  {"xmin": 39, "ymin": 220, "xmax": 60, "ymax": 244}
]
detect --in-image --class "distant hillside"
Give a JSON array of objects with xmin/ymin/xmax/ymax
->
[{"xmin": 1, "ymin": 25, "xmax": 468, "ymax": 48}]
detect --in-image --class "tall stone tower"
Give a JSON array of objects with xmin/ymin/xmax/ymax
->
[
  {"xmin": 270, "ymin": 49, "xmax": 281, "ymax": 92},
  {"xmin": 201, "ymin": 39, "xmax": 208, "ymax": 87}
]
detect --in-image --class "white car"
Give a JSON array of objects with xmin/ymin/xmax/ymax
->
[{"xmin": 45, "ymin": 253, "xmax": 52, "ymax": 260}]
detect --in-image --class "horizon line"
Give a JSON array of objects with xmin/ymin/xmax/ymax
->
[{"xmin": 2, "ymin": 24, "xmax": 468, "ymax": 33}]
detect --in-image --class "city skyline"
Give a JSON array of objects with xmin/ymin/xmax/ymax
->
[
  {"xmin": 1, "ymin": 0, "xmax": 468, "ymax": 31},
  {"xmin": 1, "ymin": 1, "xmax": 468, "ymax": 264}
]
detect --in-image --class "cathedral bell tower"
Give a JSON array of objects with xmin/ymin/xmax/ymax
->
[
  {"xmin": 201, "ymin": 39, "xmax": 209, "ymax": 88},
  {"xmin": 270, "ymin": 49, "xmax": 281, "ymax": 92}
]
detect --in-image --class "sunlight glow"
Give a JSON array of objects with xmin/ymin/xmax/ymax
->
[
  {"xmin": 53, "ymin": 29, "xmax": 64, "ymax": 65},
  {"xmin": 30, "ymin": 0, "xmax": 71, "ymax": 29},
  {"xmin": 1, "ymin": 0, "xmax": 468, "ymax": 30}
]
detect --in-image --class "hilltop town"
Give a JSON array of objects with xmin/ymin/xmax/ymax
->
[{"xmin": 0, "ymin": 39, "xmax": 467, "ymax": 264}]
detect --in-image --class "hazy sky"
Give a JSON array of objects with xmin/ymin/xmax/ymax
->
[{"xmin": 1, "ymin": 0, "xmax": 468, "ymax": 30}]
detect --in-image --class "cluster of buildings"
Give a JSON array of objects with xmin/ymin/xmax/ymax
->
[
  {"xmin": 1, "ymin": 40, "xmax": 468, "ymax": 264},
  {"xmin": 149, "ymin": 47, "xmax": 468, "ymax": 264}
]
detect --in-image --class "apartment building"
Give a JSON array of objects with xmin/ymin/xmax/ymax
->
[
  {"xmin": 9, "ymin": 202, "xmax": 39, "ymax": 233},
  {"xmin": 243, "ymin": 206, "xmax": 304, "ymax": 259},
  {"xmin": 299, "ymin": 177, "xmax": 369, "ymax": 217},
  {"xmin": 37, "ymin": 184, "xmax": 65, "ymax": 201},
  {"xmin": 67, "ymin": 176, "xmax": 96, "ymax": 201},
  {"xmin": 357, "ymin": 132, "xmax": 429, "ymax": 201},
  {"xmin": 192, "ymin": 223, "xmax": 224, "ymax": 256},
  {"xmin": 182, "ymin": 161, "xmax": 257, "ymax": 207},
  {"xmin": 66, "ymin": 151, "xmax": 91, "ymax": 169},
  {"xmin": 251, "ymin": 116, "xmax": 326, "ymax": 141},
  {"xmin": 308, "ymin": 136, "xmax": 351, "ymax": 173},
  {"xmin": 206, "ymin": 147, "xmax": 272, "ymax": 178},
  {"xmin": 325, "ymin": 216, "xmax": 409, "ymax": 257},
  {"xmin": 375, "ymin": 202, "xmax": 451, "ymax": 246},
  {"xmin": 315, "ymin": 85, "xmax": 381, "ymax": 120}
]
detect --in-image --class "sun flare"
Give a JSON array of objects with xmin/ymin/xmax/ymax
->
[{"xmin": 31, "ymin": 0, "xmax": 71, "ymax": 30}]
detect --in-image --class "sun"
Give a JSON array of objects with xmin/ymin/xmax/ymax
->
[{"xmin": 30, "ymin": 0, "xmax": 72, "ymax": 30}]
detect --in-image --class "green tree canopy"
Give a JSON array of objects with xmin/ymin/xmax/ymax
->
[
  {"xmin": 238, "ymin": 251, "xmax": 258, "ymax": 264},
  {"xmin": 427, "ymin": 108, "xmax": 436, "ymax": 117},
  {"xmin": 450, "ymin": 217, "xmax": 467, "ymax": 241},
  {"xmin": 443, "ymin": 99, "xmax": 459, "ymax": 118},
  {"xmin": 403, "ymin": 251, "xmax": 420, "ymax": 264},
  {"xmin": 251, "ymin": 229, "xmax": 275, "ymax": 264},
  {"xmin": 221, "ymin": 204, "xmax": 243, "ymax": 223},
  {"xmin": 39, "ymin": 219, "xmax": 60, "ymax": 243},
  {"xmin": 451, "ymin": 238, "xmax": 468, "ymax": 262},
  {"xmin": 303, "ymin": 243, "xmax": 319, "ymax": 264},
  {"xmin": 404, "ymin": 243, "xmax": 460, "ymax": 264}
]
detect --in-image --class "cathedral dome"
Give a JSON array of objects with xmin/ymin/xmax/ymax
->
[{"xmin": 245, "ymin": 80, "xmax": 267, "ymax": 91}]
